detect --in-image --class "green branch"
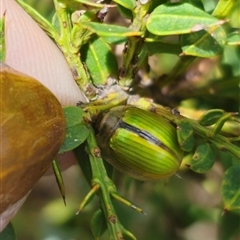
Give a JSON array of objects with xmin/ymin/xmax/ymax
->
[
  {"xmin": 76, "ymin": 127, "xmax": 138, "ymax": 239},
  {"xmin": 52, "ymin": 0, "xmax": 96, "ymax": 98},
  {"xmin": 128, "ymin": 98, "xmax": 240, "ymax": 160},
  {"xmin": 119, "ymin": 1, "xmax": 150, "ymax": 88}
]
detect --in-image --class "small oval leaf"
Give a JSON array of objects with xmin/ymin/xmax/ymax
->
[
  {"xmin": 177, "ymin": 120, "xmax": 194, "ymax": 152},
  {"xmin": 198, "ymin": 109, "xmax": 225, "ymax": 126},
  {"xmin": 190, "ymin": 143, "xmax": 215, "ymax": 173},
  {"xmin": 59, "ymin": 106, "xmax": 89, "ymax": 153},
  {"xmin": 91, "ymin": 209, "xmax": 107, "ymax": 238},
  {"xmin": 221, "ymin": 165, "xmax": 240, "ymax": 213}
]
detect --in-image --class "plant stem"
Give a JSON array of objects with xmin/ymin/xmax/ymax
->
[
  {"xmin": 186, "ymin": 118, "xmax": 240, "ymax": 159},
  {"xmin": 119, "ymin": 1, "xmax": 150, "ymax": 88},
  {"xmin": 53, "ymin": 0, "xmax": 96, "ymax": 98},
  {"xmin": 86, "ymin": 127, "xmax": 136, "ymax": 239},
  {"xmin": 52, "ymin": 159, "xmax": 66, "ymax": 205},
  {"xmin": 128, "ymin": 98, "xmax": 240, "ymax": 160}
]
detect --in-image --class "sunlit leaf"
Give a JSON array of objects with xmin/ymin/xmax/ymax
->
[
  {"xmin": 146, "ymin": 3, "xmax": 219, "ymax": 35},
  {"xmin": 212, "ymin": 0, "xmax": 236, "ymax": 18}
]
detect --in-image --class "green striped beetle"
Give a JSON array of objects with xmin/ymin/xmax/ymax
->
[{"xmin": 96, "ymin": 106, "xmax": 183, "ymax": 181}]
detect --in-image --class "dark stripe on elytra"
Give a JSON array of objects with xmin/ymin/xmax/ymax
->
[{"xmin": 119, "ymin": 121, "xmax": 169, "ymax": 150}]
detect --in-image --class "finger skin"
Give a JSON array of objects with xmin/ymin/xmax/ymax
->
[{"xmin": 1, "ymin": 0, "xmax": 88, "ymax": 105}]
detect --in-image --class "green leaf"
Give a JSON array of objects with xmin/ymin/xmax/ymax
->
[
  {"xmin": 0, "ymin": 222, "xmax": 16, "ymax": 240},
  {"xmin": 113, "ymin": 0, "xmax": 136, "ymax": 10},
  {"xmin": 226, "ymin": 30, "xmax": 240, "ymax": 45},
  {"xmin": 181, "ymin": 26, "xmax": 226, "ymax": 57},
  {"xmin": 81, "ymin": 36, "xmax": 118, "ymax": 86},
  {"xmin": 212, "ymin": 0, "xmax": 236, "ymax": 18},
  {"xmin": 79, "ymin": 22, "xmax": 142, "ymax": 44},
  {"xmin": 198, "ymin": 109, "xmax": 225, "ymax": 126},
  {"xmin": 59, "ymin": 106, "xmax": 89, "ymax": 154},
  {"xmin": 91, "ymin": 209, "xmax": 107, "ymax": 239},
  {"xmin": 221, "ymin": 165, "xmax": 240, "ymax": 213},
  {"xmin": 190, "ymin": 143, "xmax": 215, "ymax": 173},
  {"xmin": 0, "ymin": 13, "xmax": 6, "ymax": 62},
  {"xmin": 177, "ymin": 120, "xmax": 194, "ymax": 152},
  {"xmin": 146, "ymin": 3, "xmax": 219, "ymax": 36}
]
